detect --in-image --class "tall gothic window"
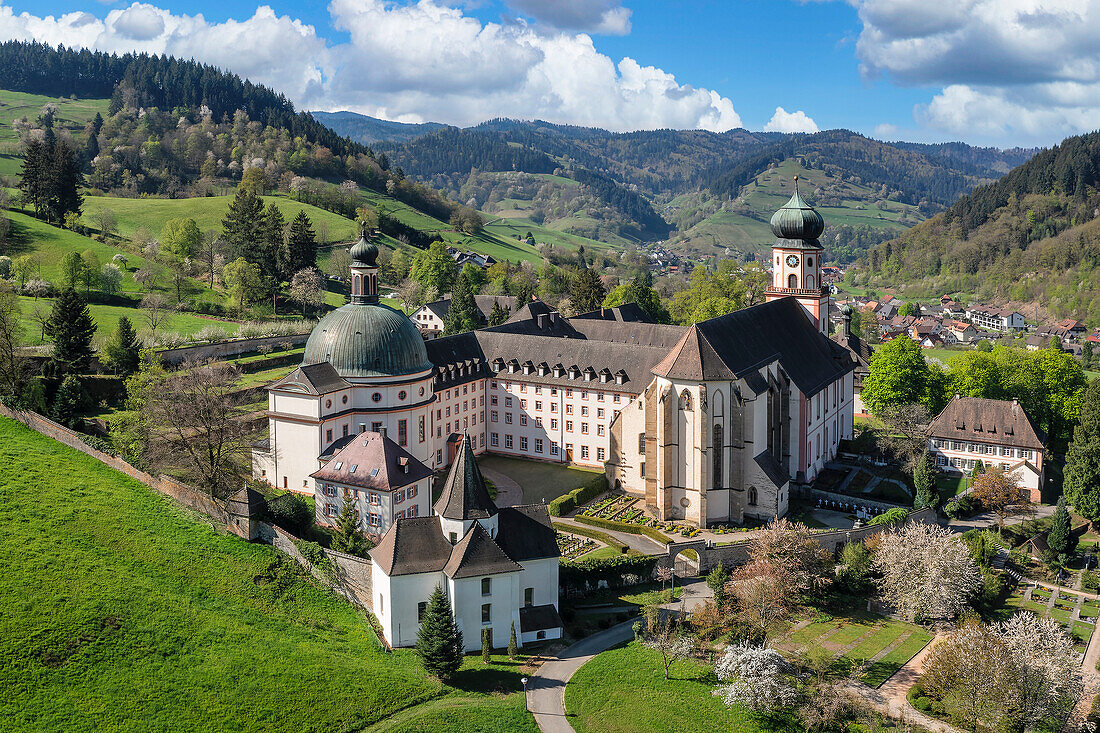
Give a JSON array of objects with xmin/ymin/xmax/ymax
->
[
  {"xmin": 712, "ymin": 424, "xmax": 723, "ymax": 490},
  {"xmin": 679, "ymin": 390, "xmax": 693, "ymax": 412},
  {"xmin": 748, "ymin": 486, "xmax": 758, "ymax": 506}
]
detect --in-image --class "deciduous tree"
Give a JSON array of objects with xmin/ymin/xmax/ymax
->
[
  {"xmin": 862, "ymin": 336, "xmax": 945, "ymax": 414},
  {"xmin": 729, "ymin": 559, "xmax": 793, "ymax": 642},
  {"xmin": 223, "ymin": 257, "xmax": 265, "ymax": 311},
  {"xmin": 411, "ymin": 241, "xmax": 458, "ymax": 296},
  {"xmin": 970, "ymin": 467, "xmax": 1034, "ymax": 530},
  {"xmin": 873, "ymin": 522, "xmax": 980, "ymax": 621},
  {"xmin": 713, "ymin": 643, "xmax": 797, "ymax": 712},
  {"xmin": 289, "ymin": 267, "xmax": 325, "ymax": 318},
  {"xmin": 640, "ymin": 612, "xmax": 693, "ymax": 680}
]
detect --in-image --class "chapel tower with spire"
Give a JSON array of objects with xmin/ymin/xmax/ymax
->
[{"xmin": 764, "ymin": 177, "xmax": 830, "ymax": 335}]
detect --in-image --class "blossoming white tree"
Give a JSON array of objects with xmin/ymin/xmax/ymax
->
[
  {"xmin": 996, "ymin": 613, "xmax": 1082, "ymax": 728},
  {"xmin": 872, "ymin": 522, "xmax": 980, "ymax": 621},
  {"xmin": 713, "ymin": 643, "xmax": 797, "ymax": 712}
]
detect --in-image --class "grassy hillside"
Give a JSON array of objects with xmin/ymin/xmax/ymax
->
[
  {"xmin": 0, "ymin": 89, "xmax": 108, "ymax": 177},
  {"xmin": 0, "ymin": 416, "xmax": 537, "ymax": 732}
]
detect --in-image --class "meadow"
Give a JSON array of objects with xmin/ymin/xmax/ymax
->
[
  {"xmin": 0, "ymin": 90, "xmax": 109, "ymax": 176},
  {"xmin": 0, "ymin": 416, "xmax": 536, "ymax": 732}
]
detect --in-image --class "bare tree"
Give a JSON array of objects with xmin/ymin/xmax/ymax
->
[
  {"xmin": 143, "ymin": 360, "xmax": 253, "ymax": 497},
  {"xmin": 28, "ymin": 302, "xmax": 50, "ymax": 343},
  {"xmin": 878, "ymin": 402, "xmax": 931, "ymax": 473},
  {"xmin": 873, "ymin": 522, "xmax": 980, "ymax": 621},
  {"xmin": 289, "ymin": 267, "xmax": 325, "ymax": 317},
  {"xmin": 0, "ymin": 287, "xmax": 29, "ymax": 400},
  {"xmin": 970, "ymin": 467, "xmax": 1035, "ymax": 530},
  {"xmin": 749, "ymin": 518, "xmax": 833, "ymax": 596},
  {"xmin": 141, "ymin": 292, "xmax": 171, "ymax": 343},
  {"xmin": 396, "ymin": 278, "xmax": 425, "ymax": 313},
  {"xmin": 729, "ymin": 559, "xmax": 793, "ymax": 642},
  {"xmin": 640, "ymin": 612, "xmax": 693, "ymax": 680},
  {"xmin": 197, "ymin": 231, "xmax": 224, "ymax": 286},
  {"xmin": 134, "ymin": 263, "xmax": 164, "ymax": 292},
  {"xmin": 92, "ymin": 208, "xmax": 118, "ymax": 241}
]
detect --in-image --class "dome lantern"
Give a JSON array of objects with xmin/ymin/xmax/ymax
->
[
  {"xmin": 349, "ymin": 230, "xmax": 380, "ymax": 304},
  {"xmin": 769, "ymin": 176, "xmax": 824, "ymax": 245}
]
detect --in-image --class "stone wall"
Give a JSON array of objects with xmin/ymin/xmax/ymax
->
[
  {"xmin": 800, "ymin": 487, "xmax": 910, "ymax": 515},
  {"xmin": 0, "ymin": 404, "xmax": 230, "ymax": 524},
  {"xmin": 660, "ymin": 507, "xmax": 940, "ymax": 575},
  {"xmin": 264, "ymin": 524, "xmax": 373, "ymax": 610},
  {"xmin": 157, "ymin": 333, "xmax": 309, "ymax": 366}
]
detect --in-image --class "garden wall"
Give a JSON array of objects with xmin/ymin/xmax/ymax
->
[
  {"xmin": 0, "ymin": 404, "xmax": 230, "ymax": 524},
  {"xmin": 264, "ymin": 524, "xmax": 374, "ymax": 611},
  {"xmin": 660, "ymin": 507, "xmax": 940, "ymax": 575},
  {"xmin": 799, "ymin": 487, "xmax": 910, "ymax": 514},
  {"xmin": 157, "ymin": 333, "xmax": 310, "ymax": 366}
]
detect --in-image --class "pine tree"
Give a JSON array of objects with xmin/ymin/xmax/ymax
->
[
  {"xmin": 488, "ymin": 300, "xmax": 509, "ymax": 326},
  {"xmin": 444, "ymin": 272, "xmax": 478, "ymax": 335},
  {"xmin": 570, "ymin": 266, "xmax": 606, "ymax": 314},
  {"xmin": 51, "ymin": 374, "xmax": 89, "ymax": 429},
  {"xmin": 1048, "ymin": 497, "xmax": 1077, "ymax": 556},
  {"xmin": 47, "ymin": 139, "xmax": 84, "ymax": 224},
  {"xmin": 913, "ymin": 451, "xmax": 940, "ymax": 510},
  {"xmin": 481, "ymin": 628, "xmax": 491, "ymax": 664},
  {"xmin": 284, "ymin": 210, "xmax": 317, "ymax": 279},
  {"xmin": 44, "ymin": 288, "xmax": 96, "ymax": 376},
  {"xmin": 260, "ymin": 202, "xmax": 286, "ymax": 283},
  {"xmin": 1065, "ymin": 379, "xmax": 1100, "ymax": 521},
  {"xmin": 19, "ymin": 138, "xmax": 48, "ymax": 218},
  {"xmin": 330, "ymin": 501, "xmax": 371, "ymax": 557},
  {"xmin": 508, "ymin": 621, "xmax": 518, "ymax": 659},
  {"xmin": 415, "ymin": 585, "xmax": 463, "ymax": 681},
  {"xmin": 221, "ymin": 184, "xmax": 266, "ymax": 264},
  {"xmin": 103, "ymin": 316, "xmax": 140, "ymax": 375}
]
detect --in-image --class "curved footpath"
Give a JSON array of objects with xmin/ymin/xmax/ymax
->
[{"xmin": 525, "ymin": 579, "xmax": 712, "ymax": 733}]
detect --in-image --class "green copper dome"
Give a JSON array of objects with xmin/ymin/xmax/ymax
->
[
  {"xmin": 770, "ymin": 186, "xmax": 825, "ymax": 242},
  {"xmin": 303, "ymin": 302, "xmax": 431, "ymax": 378},
  {"xmin": 350, "ymin": 234, "xmax": 379, "ymax": 266}
]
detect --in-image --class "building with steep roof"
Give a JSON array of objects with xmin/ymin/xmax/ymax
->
[
  {"xmin": 369, "ymin": 435, "xmax": 560, "ymax": 650},
  {"xmin": 927, "ymin": 395, "xmax": 1046, "ymax": 500},
  {"xmin": 254, "ymin": 185, "xmax": 855, "ymax": 527}
]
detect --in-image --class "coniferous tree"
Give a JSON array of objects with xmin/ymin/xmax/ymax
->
[
  {"xmin": 415, "ymin": 585, "xmax": 463, "ymax": 681},
  {"xmin": 570, "ymin": 266, "xmax": 606, "ymax": 314},
  {"xmin": 481, "ymin": 628, "xmax": 491, "ymax": 664},
  {"xmin": 1048, "ymin": 497, "xmax": 1076, "ymax": 557},
  {"xmin": 48, "ymin": 139, "xmax": 84, "ymax": 224},
  {"xmin": 913, "ymin": 451, "xmax": 940, "ymax": 510},
  {"xmin": 51, "ymin": 374, "xmax": 89, "ymax": 428},
  {"xmin": 444, "ymin": 272, "xmax": 478, "ymax": 335},
  {"xmin": 19, "ymin": 137, "xmax": 48, "ymax": 217},
  {"xmin": 44, "ymin": 288, "xmax": 96, "ymax": 376},
  {"xmin": 488, "ymin": 300, "xmax": 509, "ymax": 326},
  {"xmin": 508, "ymin": 622, "xmax": 518, "ymax": 659},
  {"xmin": 284, "ymin": 210, "xmax": 317, "ymax": 279},
  {"xmin": 221, "ymin": 184, "xmax": 266, "ymax": 265},
  {"xmin": 330, "ymin": 502, "xmax": 372, "ymax": 557},
  {"xmin": 102, "ymin": 316, "xmax": 140, "ymax": 375},
  {"xmin": 260, "ymin": 202, "xmax": 286, "ymax": 284},
  {"xmin": 1065, "ymin": 379, "xmax": 1100, "ymax": 522}
]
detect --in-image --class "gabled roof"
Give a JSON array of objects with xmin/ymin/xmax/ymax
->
[
  {"xmin": 369, "ymin": 516, "xmax": 453, "ymax": 576},
  {"xmin": 651, "ymin": 325, "xmax": 736, "ymax": 381},
  {"xmin": 520, "ymin": 604, "xmax": 564, "ymax": 632},
  {"xmin": 269, "ymin": 362, "xmax": 350, "ymax": 395},
  {"xmin": 311, "ymin": 431, "xmax": 432, "ymax": 491},
  {"xmin": 443, "ymin": 522, "xmax": 523, "ymax": 578},
  {"xmin": 928, "ymin": 395, "xmax": 1045, "ymax": 450},
  {"xmin": 434, "ymin": 433, "xmax": 498, "ymax": 520},
  {"xmin": 754, "ymin": 449, "xmax": 789, "ymax": 488},
  {"xmin": 571, "ymin": 303, "xmax": 653, "ymax": 323},
  {"xmin": 495, "ymin": 505, "xmax": 559, "ymax": 562}
]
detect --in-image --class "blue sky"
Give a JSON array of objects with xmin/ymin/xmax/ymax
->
[{"xmin": 3, "ymin": 0, "xmax": 1098, "ymax": 148}]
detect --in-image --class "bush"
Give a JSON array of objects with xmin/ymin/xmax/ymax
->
[
  {"xmin": 268, "ymin": 493, "xmax": 313, "ymax": 535},
  {"xmin": 559, "ymin": 554, "xmax": 659, "ymax": 594},
  {"xmin": 548, "ymin": 495, "xmax": 575, "ymax": 517},
  {"xmin": 914, "ymin": 697, "xmax": 934, "ymax": 713},
  {"xmin": 547, "ymin": 473, "xmax": 607, "ymax": 516},
  {"xmin": 1083, "ymin": 570, "xmax": 1100, "ymax": 592},
  {"xmin": 574, "ymin": 514, "xmax": 670, "ymax": 545},
  {"xmin": 943, "ymin": 493, "xmax": 979, "ymax": 519}
]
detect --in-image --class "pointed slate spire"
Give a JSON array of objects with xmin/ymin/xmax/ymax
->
[{"xmin": 434, "ymin": 433, "xmax": 498, "ymax": 520}]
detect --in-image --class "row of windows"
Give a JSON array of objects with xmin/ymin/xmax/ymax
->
[
  {"xmin": 938, "ymin": 456, "xmax": 1021, "ymax": 473},
  {"xmin": 932, "ymin": 440, "xmax": 1034, "ymax": 461},
  {"xmin": 491, "ymin": 381, "xmax": 624, "ymax": 403},
  {"xmin": 324, "ymin": 417, "xmax": 423, "ymax": 446},
  {"xmin": 489, "ymin": 432, "xmax": 605, "ymax": 461}
]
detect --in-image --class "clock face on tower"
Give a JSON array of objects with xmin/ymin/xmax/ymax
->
[{"xmin": 785, "ymin": 254, "xmax": 799, "ymax": 267}]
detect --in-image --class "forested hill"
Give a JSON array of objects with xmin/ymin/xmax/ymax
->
[
  {"xmin": 310, "ymin": 110, "xmax": 446, "ymax": 145},
  {"xmin": 859, "ymin": 131, "xmax": 1100, "ymax": 324}
]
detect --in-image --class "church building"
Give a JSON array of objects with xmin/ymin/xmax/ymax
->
[{"xmin": 253, "ymin": 183, "xmax": 856, "ymax": 529}]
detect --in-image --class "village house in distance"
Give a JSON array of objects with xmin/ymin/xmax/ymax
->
[{"xmin": 253, "ymin": 182, "xmax": 857, "ymax": 531}]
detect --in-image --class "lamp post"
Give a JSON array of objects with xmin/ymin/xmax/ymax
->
[{"xmin": 521, "ymin": 677, "xmax": 529, "ymax": 712}]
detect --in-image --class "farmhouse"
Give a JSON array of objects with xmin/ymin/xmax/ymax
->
[
  {"xmin": 254, "ymin": 187, "xmax": 856, "ymax": 528},
  {"xmin": 411, "ymin": 294, "xmax": 517, "ymax": 336}
]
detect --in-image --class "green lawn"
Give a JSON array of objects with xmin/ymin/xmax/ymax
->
[
  {"xmin": 0, "ymin": 90, "xmax": 108, "ymax": 176},
  {"xmin": 82, "ymin": 194, "xmax": 361, "ymax": 245},
  {"xmin": 565, "ymin": 642, "xmax": 801, "ymax": 733},
  {"xmin": 477, "ymin": 454, "xmax": 603, "ymax": 504},
  {"xmin": 0, "ymin": 416, "xmax": 533, "ymax": 732}
]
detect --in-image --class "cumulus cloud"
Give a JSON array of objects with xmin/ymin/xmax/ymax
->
[
  {"xmin": 505, "ymin": 0, "xmax": 632, "ymax": 35},
  {"xmin": 840, "ymin": 0, "xmax": 1100, "ymax": 142},
  {"xmin": 764, "ymin": 106, "xmax": 819, "ymax": 133},
  {"xmin": 0, "ymin": 0, "xmax": 740, "ymax": 133}
]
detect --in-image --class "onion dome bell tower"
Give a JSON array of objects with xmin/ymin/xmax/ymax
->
[
  {"xmin": 764, "ymin": 176, "xmax": 830, "ymax": 335},
  {"xmin": 349, "ymin": 230, "xmax": 380, "ymax": 305}
]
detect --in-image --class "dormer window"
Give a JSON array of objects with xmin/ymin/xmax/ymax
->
[
  {"xmin": 334, "ymin": 462, "xmax": 343, "ymax": 470},
  {"xmin": 553, "ymin": 364, "xmax": 564, "ymax": 378},
  {"xmin": 538, "ymin": 362, "xmax": 549, "ymax": 376},
  {"xmin": 349, "ymin": 464, "xmax": 358, "ymax": 473}
]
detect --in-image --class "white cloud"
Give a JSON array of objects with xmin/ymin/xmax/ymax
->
[
  {"xmin": 764, "ymin": 106, "xmax": 819, "ymax": 133},
  {"xmin": 505, "ymin": 0, "xmax": 632, "ymax": 35},
  {"xmin": 873, "ymin": 122, "xmax": 900, "ymax": 139},
  {"xmin": 0, "ymin": 0, "xmax": 740, "ymax": 133},
  {"xmin": 839, "ymin": 0, "xmax": 1100, "ymax": 142}
]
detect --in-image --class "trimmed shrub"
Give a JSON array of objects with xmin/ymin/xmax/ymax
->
[
  {"xmin": 574, "ymin": 515, "xmax": 670, "ymax": 545},
  {"xmin": 559, "ymin": 553, "xmax": 659, "ymax": 595},
  {"xmin": 548, "ymin": 495, "xmax": 575, "ymax": 517},
  {"xmin": 552, "ymin": 521, "xmax": 629, "ymax": 554},
  {"xmin": 547, "ymin": 473, "xmax": 607, "ymax": 516}
]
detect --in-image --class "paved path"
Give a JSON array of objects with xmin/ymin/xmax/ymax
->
[
  {"xmin": 480, "ymin": 467, "xmax": 523, "ymax": 508},
  {"xmin": 526, "ymin": 580, "xmax": 713, "ymax": 733}
]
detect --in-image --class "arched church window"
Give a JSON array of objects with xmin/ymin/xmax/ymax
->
[
  {"xmin": 713, "ymin": 424, "xmax": 723, "ymax": 489},
  {"xmin": 788, "ymin": 273, "xmax": 798, "ymax": 289},
  {"xmin": 806, "ymin": 275, "xmax": 814, "ymax": 289},
  {"xmin": 807, "ymin": 257, "xmax": 813, "ymax": 267},
  {"xmin": 679, "ymin": 390, "xmax": 693, "ymax": 412},
  {"xmin": 748, "ymin": 486, "xmax": 758, "ymax": 506}
]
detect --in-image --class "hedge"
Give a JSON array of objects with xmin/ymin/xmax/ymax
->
[
  {"xmin": 559, "ymin": 553, "xmax": 660, "ymax": 594},
  {"xmin": 548, "ymin": 472, "xmax": 608, "ymax": 517},
  {"xmin": 574, "ymin": 515, "xmax": 671, "ymax": 545},
  {"xmin": 553, "ymin": 521, "xmax": 629, "ymax": 554}
]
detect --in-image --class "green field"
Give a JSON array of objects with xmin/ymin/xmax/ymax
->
[
  {"xmin": 565, "ymin": 642, "xmax": 799, "ymax": 733},
  {"xmin": 0, "ymin": 90, "xmax": 109, "ymax": 177},
  {"xmin": 0, "ymin": 416, "xmax": 536, "ymax": 732}
]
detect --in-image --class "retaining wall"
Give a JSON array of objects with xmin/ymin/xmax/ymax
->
[
  {"xmin": 264, "ymin": 524, "xmax": 373, "ymax": 610},
  {"xmin": 157, "ymin": 333, "xmax": 310, "ymax": 366}
]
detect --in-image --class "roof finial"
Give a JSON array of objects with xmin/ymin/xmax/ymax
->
[{"xmin": 793, "ymin": 175, "xmax": 799, "ymax": 193}]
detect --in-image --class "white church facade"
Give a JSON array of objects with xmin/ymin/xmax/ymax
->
[{"xmin": 253, "ymin": 182, "xmax": 856, "ymax": 530}]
